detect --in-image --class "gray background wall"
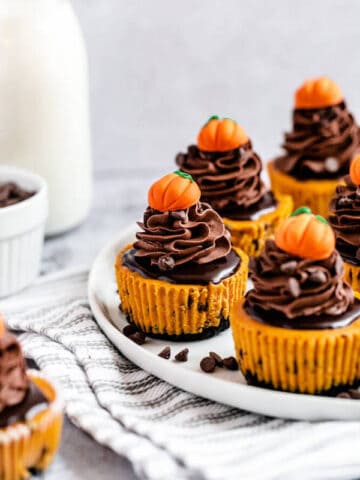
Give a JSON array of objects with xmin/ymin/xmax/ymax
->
[{"xmin": 73, "ymin": 0, "xmax": 360, "ymax": 178}]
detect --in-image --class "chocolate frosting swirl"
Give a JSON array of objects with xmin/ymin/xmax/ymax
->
[
  {"xmin": 176, "ymin": 142, "xmax": 268, "ymax": 215},
  {"xmin": 134, "ymin": 201, "xmax": 232, "ymax": 270},
  {"xmin": 246, "ymin": 240, "xmax": 354, "ymax": 325},
  {"xmin": 0, "ymin": 330, "xmax": 29, "ymax": 412},
  {"xmin": 329, "ymin": 175, "xmax": 360, "ymax": 265},
  {"xmin": 275, "ymin": 102, "xmax": 360, "ymax": 179}
]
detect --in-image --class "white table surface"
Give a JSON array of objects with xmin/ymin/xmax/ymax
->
[{"xmin": 35, "ymin": 0, "xmax": 360, "ymax": 477}]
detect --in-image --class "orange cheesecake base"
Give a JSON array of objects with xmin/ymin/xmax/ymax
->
[
  {"xmin": 231, "ymin": 299, "xmax": 360, "ymax": 394},
  {"xmin": 116, "ymin": 245, "xmax": 248, "ymax": 339},
  {"xmin": 268, "ymin": 160, "xmax": 342, "ymax": 218}
]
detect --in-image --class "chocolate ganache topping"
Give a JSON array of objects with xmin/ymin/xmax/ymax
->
[
  {"xmin": 0, "ymin": 325, "xmax": 49, "ymax": 428},
  {"xmin": 176, "ymin": 142, "xmax": 276, "ymax": 219},
  {"xmin": 275, "ymin": 102, "xmax": 360, "ymax": 179},
  {"xmin": 245, "ymin": 239, "xmax": 356, "ymax": 329},
  {"xmin": 135, "ymin": 201, "xmax": 232, "ymax": 268},
  {"xmin": 329, "ymin": 175, "xmax": 360, "ymax": 265},
  {"xmin": 0, "ymin": 330, "xmax": 29, "ymax": 412},
  {"xmin": 122, "ymin": 201, "xmax": 240, "ymax": 285}
]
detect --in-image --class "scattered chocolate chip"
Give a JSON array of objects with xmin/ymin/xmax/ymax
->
[
  {"xmin": 158, "ymin": 255, "xmax": 175, "ymax": 271},
  {"xmin": 158, "ymin": 346, "xmax": 171, "ymax": 359},
  {"xmin": 288, "ymin": 277, "xmax": 300, "ymax": 298},
  {"xmin": 308, "ymin": 270, "xmax": 327, "ymax": 284},
  {"xmin": 223, "ymin": 356, "xmax": 239, "ymax": 371},
  {"xmin": 209, "ymin": 351, "xmax": 223, "ymax": 367},
  {"xmin": 324, "ymin": 157, "xmax": 339, "ymax": 173},
  {"xmin": 175, "ymin": 348, "xmax": 189, "ymax": 362},
  {"xmin": 280, "ymin": 260, "xmax": 298, "ymax": 274},
  {"xmin": 337, "ymin": 389, "xmax": 360, "ymax": 399},
  {"xmin": 123, "ymin": 324, "xmax": 138, "ymax": 337},
  {"xmin": 337, "ymin": 392, "xmax": 351, "ymax": 399},
  {"xmin": 348, "ymin": 389, "xmax": 360, "ymax": 399},
  {"xmin": 200, "ymin": 356, "xmax": 216, "ymax": 373},
  {"xmin": 129, "ymin": 331, "xmax": 146, "ymax": 345}
]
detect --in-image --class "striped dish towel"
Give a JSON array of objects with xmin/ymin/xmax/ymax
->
[{"xmin": 1, "ymin": 269, "xmax": 360, "ymax": 480}]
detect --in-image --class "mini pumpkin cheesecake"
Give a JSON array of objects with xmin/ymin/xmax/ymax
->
[
  {"xmin": 231, "ymin": 207, "xmax": 360, "ymax": 395},
  {"xmin": 0, "ymin": 317, "xmax": 63, "ymax": 479},
  {"xmin": 329, "ymin": 154, "xmax": 360, "ymax": 293},
  {"xmin": 176, "ymin": 116, "xmax": 293, "ymax": 256},
  {"xmin": 115, "ymin": 171, "xmax": 248, "ymax": 340},
  {"xmin": 268, "ymin": 77, "xmax": 360, "ymax": 217}
]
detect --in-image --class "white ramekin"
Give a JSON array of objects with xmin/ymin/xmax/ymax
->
[{"xmin": 0, "ymin": 166, "xmax": 48, "ymax": 297}]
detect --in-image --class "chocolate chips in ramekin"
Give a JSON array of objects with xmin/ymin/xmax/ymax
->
[{"xmin": 0, "ymin": 182, "xmax": 35, "ymax": 208}]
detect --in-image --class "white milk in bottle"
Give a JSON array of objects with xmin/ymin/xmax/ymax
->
[{"xmin": 0, "ymin": 0, "xmax": 92, "ymax": 234}]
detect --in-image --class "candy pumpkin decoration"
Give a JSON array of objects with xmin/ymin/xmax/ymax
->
[
  {"xmin": 350, "ymin": 154, "xmax": 360, "ymax": 185},
  {"xmin": 197, "ymin": 116, "xmax": 249, "ymax": 152},
  {"xmin": 148, "ymin": 170, "xmax": 201, "ymax": 212},
  {"xmin": 275, "ymin": 207, "xmax": 335, "ymax": 260},
  {"xmin": 295, "ymin": 77, "xmax": 343, "ymax": 109}
]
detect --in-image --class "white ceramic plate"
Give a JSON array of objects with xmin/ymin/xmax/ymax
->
[{"xmin": 88, "ymin": 224, "xmax": 360, "ymax": 421}]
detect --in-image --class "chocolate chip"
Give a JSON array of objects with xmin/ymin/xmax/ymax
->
[
  {"xmin": 158, "ymin": 255, "xmax": 175, "ymax": 271},
  {"xmin": 308, "ymin": 270, "xmax": 327, "ymax": 284},
  {"xmin": 175, "ymin": 348, "xmax": 189, "ymax": 362},
  {"xmin": 324, "ymin": 157, "xmax": 339, "ymax": 173},
  {"xmin": 334, "ymin": 254, "xmax": 343, "ymax": 275},
  {"xmin": 129, "ymin": 331, "xmax": 146, "ymax": 345},
  {"xmin": 348, "ymin": 389, "xmax": 360, "ymax": 399},
  {"xmin": 170, "ymin": 210, "xmax": 187, "ymax": 221},
  {"xmin": 338, "ymin": 196, "xmax": 352, "ymax": 207},
  {"xmin": 280, "ymin": 260, "xmax": 298, "ymax": 274},
  {"xmin": 0, "ymin": 182, "xmax": 35, "ymax": 208},
  {"xmin": 198, "ymin": 303, "xmax": 208, "ymax": 313},
  {"xmin": 344, "ymin": 174, "xmax": 353, "ymax": 186},
  {"xmin": 158, "ymin": 346, "xmax": 171, "ymax": 359},
  {"xmin": 223, "ymin": 356, "xmax": 239, "ymax": 371},
  {"xmin": 288, "ymin": 277, "xmax": 300, "ymax": 298},
  {"xmin": 209, "ymin": 351, "xmax": 223, "ymax": 367},
  {"xmin": 337, "ymin": 392, "xmax": 351, "ymax": 399},
  {"xmin": 248, "ymin": 257, "xmax": 258, "ymax": 272},
  {"xmin": 123, "ymin": 324, "xmax": 138, "ymax": 337},
  {"xmin": 200, "ymin": 356, "xmax": 216, "ymax": 373}
]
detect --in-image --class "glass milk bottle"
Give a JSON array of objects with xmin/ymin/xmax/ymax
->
[{"xmin": 0, "ymin": 0, "xmax": 92, "ymax": 235}]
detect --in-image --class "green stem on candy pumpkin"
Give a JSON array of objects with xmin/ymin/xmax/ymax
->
[
  {"xmin": 290, "ymin": 206, "xmax": 312, "ymax": 217},
  {"xmin": 315, "ymin": 215, "xmax": 329, "ymax": 225},
  {"xmin": 173, "ymin": 170, "xmax": 194, "ymax": 183},
  {"xmin": 289, "ymin": 206, "xmax": 329, "ymax": 225}
]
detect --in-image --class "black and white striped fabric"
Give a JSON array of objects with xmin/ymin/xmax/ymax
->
[{"xmin": 2, "ymin": 269, "xmax": 360, "ymax": 480}]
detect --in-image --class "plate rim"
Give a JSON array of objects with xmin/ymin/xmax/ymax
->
[{"xmin": 88, "ymin": 223, "xmax": 360, "ymax": 421}]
